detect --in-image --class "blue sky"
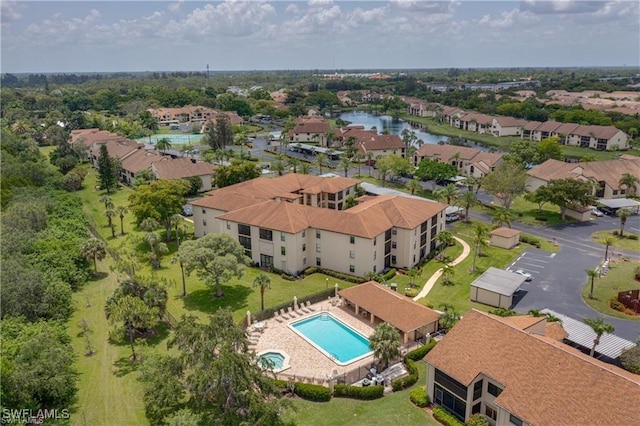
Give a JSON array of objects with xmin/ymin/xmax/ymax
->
[{"xmin": 1, "ymin": 1, "xmax": 638, "ymax": 73}]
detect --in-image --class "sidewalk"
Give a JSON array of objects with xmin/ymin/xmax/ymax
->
[{"xmin": 413, "ymin": 236, "xmax": 471, "ymax": 301}]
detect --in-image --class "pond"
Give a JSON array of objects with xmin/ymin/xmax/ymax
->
[{"xmin": 338, "ymin": 111, "xmax": 445, "ymax": 145}]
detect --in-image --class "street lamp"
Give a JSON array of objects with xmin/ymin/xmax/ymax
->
[{"xmin": 325, "ymin": 277, "xmax": 329, "ymax": 289}]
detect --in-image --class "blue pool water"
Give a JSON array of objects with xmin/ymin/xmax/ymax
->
[
  {"xmin": 290, "ymin": 313, "xmax": 372, "ymax": 365},
  {"xmin": 258, "ymin": 352, "xmax": 285, "ymax": 370},
  {"xmin": 139, "ymin": 134, "xmax": 204, "ymax": 145}
]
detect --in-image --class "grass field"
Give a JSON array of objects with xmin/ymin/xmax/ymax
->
[
  {"xmin": 283, "ymin": 361, "xmax": 437, "ymax": 426},
  {"xmin": 591, "ymin": 229, "xmax": 640, "ymax": 252},
  {"xmin": 581, "ymin": 260, "xmax": 640, "ymax": 321}
]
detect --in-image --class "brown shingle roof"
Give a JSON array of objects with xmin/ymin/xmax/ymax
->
[
  {"xmin": 347, "ymin": 195, "xmax": 446, "ymax": 229},
  {"xmin": 152, "ymin": 158, "xmax": 216, "ymax": 179},
  {"xmin": 415, "ymin": 144, "xmax": 503, "ymax": 169},
  {"xmin": 493, "ymin": 116, "xmax": 528, "ymax": 128},
  {"xmin": 489, "ymin": 227, "xmax": 521, "ymax": 238},
  {"xmin": 339, "ymin": 281, "xmax": 440, "ymax": 332},
  {"xmin": 120, "ymin": 149, "xmax": 165, "ymax": 174},
  {"xmin": 425, "ymin": 310, "xmax": 640, "ymax": 426}
]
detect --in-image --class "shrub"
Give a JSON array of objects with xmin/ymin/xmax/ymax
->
[
  {"xmin": 404, "ymin": 288, "xmax": 419, "ymax": 298},
  {"xmin": 423, "ymin": 299, "xmax": 434, "ymax": 308},
  {"xmin": 280, "ymin": 273, "xmax": 296, "ymax": 281},
  {"xmin": 293, "ymin": 383, "xmax": 332, "ymax": 402},
  {"xmin": 382, "ymin": 268, "xmax": 397, "ymax": 281},
  {"xmin": 467, "ymin": 413, "xmax": 490, "ymax": 426},
  {"xmin": 392, "ymin": 359, "xmax": 418, "ymax": 391},
  {"xmin": 409, "ymin": 386, "xmax": 429, "ymax": 407},
  {"xmin": 613, "ymin": 230, "xmax": 619, "ymax": 236},
  {"xmin": 333, "ymin": 384, "xmax": 384, "ymax": 400},
  {"xmin": 405, "ymin": 339, "xmax": 437, "ymax": 362},
  {"xmin": 628, "ymin": 235, "xmax": 639, "ymax": 240},
  {"xmin": 303, "ymin": 267, "xmax": 319, "ymax": 276},
  {"xmin": 609, "ymin": 299, "xmax": 625, "ymax": 312},
  {"xmin": 534, "ymin": 216, "xmax": 548, "ymax": 222},
  {"xmin": 635, "ymin": 266, "xmax": 640, "ymax": 280},
  {"xmin": 620, "ymin": 346, "xmax": 640, "ymax": 374},
  {"xmin": 432, "ymin": 406, "xmax": 465, "ymax": 426}
]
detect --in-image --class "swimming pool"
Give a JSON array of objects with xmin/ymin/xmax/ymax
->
[
  {"xmin": 256, "ymin": 350, "xmax": 290, "ymax": 373},
  {"xmin": 289, "ymin": 313, "xmax": 372, "ymax": 366},
  {"xmin": 139, "ymin": 134, "xmax": 204, "ymax": 145}
]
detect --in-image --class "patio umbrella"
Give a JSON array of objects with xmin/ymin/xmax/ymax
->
[
  {"xmin": 246, "ymin": 310, "xmax": 251, "ymax": 327},
  {"xmin": 293, "ymin": 296, "xmax": 298, "ymax": 310},
  {"xmin": 334, "ymin": 283, "xmax": 339, "ymax": 297}
]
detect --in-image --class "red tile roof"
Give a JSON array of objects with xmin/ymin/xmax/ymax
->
[{"xmin": 152, "ymin": 158, "xmax": 216, "ymax": 179}]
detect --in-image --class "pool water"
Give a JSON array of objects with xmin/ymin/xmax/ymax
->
[
  {"xmin": 258, "ymin": 352, "xmax": 285, "ymax": 370},
  {"xmin": 139, "ymin": 134, "xmax": 204, "ymax": 145},
  {"xmin": 290, "ymin": 313, "xmax": 372, "ymax": 365}
]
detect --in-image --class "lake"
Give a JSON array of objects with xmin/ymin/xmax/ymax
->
[{"xmin": 338, "ymin": 111, "xmax": 445, "ymax": 145}]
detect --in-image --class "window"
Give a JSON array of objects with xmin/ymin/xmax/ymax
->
[
  {"xmin": 260, "ymin": 254, "xmax": 274, "ymax": 269},
  {"xmin": 373, "ymin": 265, "xmax": 376, "ymax": 273},
  {"xmin": 316, "ymin": 243, "xmax": 321, "ymax": 253},
  {"xmin": 509, "ymin": 414, "xmax": 523, "ymax": 426},
  {"xmin": 472, "ymin": 403, "xmax": 481, "ymax": 415},
  {"xmin": 281, "ymin": 233, "xmax": 286, "ymax": 242},
  {"xmin": 487, "ymin": 382, "xmax": 502, "ymax": 397},
  {"xmin": 238, "ymin": 224, "xmax": 251, "ymax": 236},
  {"xmin": 350, "ymin": 236, "xmax": 355, "ymax": 244},
  {"xmin": 391, "ymin": 255, "xmax": 396, "ymax": 264},
  {"xmin": 349, "ymin": 250, "xmax": 355, "ymax": 259},
  {"xmin": 328, "ymin": 193, "xmax": 336, "ymax": 201},
  {"xmin": 281, "ymin": 246, "xmax": 286, "ymax": 256},
  {"xmin": 259, "ymin": 228, "xmax": 273, "ymax": 241},
  {"xmin": 485, "ymin": 406, "xmax": 497, "ymax": 421},
  {"xmin": 373, "ymin": 237, "xmax": 377, "ymax": 246},
  {"xmin": 373, "ymin": 251, "xmax": 376, "ymax": 260},
  {"xmin": 302, "ymin": 243, "xmax": 306, "ymax": 252},
  {"xmin": 473, "ymin": 380, "xmax": 483, "ymax": 401},
  {"xmin": 202, "ymin": 208, "xmax": 206, "ymax": 214},
  {"xmin": 349, "ymin": 265, "xmax": 355, "ymax": 273},
  {"xmin": 316, "ymin": 257, "xmax": 321, "ymax": 267},
  {"xmin": 316, "ymin": 231, "xmax": 321, "ymax": 239},
  {"xmin": 391, "ymin": 241, "xmax": 397, "ymax": 249},
  {"xmin": 302, "ymin": 230, "xmax": 306, "ymax": 237},
  {"xmin": 202, "ymin": 220, "xmax": 207, "ymax": 226},
  {"xmin": 226, "ymin": 222, "xmax": 231, "ymax": 230},
  {"xmin": 392, "ymin": 228, "xmax": 397, "ymax": 235},
  {"xmin": 303, "ymin": 257, "xmax": 307, "ymax": 265}
]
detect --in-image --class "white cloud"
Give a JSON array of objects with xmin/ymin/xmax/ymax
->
[
  {"xmin": 168, "ymin": 1, "xmax": 183, "ymax": 13},
  {"xmin": 389, "ymin": 0, "xmax": 459, "ymax": 14},
  {"xmin": 521, "ymin": 0, "xmax": 616, "ymax": 15},
  {"xmin": 478, "ymin": 8, "xmax": 540, "ymax": 28},
  {"xmin": 1, "ymin": 1, "xmax": 23, "ymax": 23}
]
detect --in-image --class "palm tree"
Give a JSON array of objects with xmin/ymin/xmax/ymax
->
[
  {"xmin": 439, "ymin": 303, "xmax": 461, "ymax": 332},
  {"xmin": 406, "ymin": 179, "xmax": 422, "ymax": 195},
  {"xmin": 368, "ymin": 322, "xmax": 402, "ymax": 369},
  {"xmin": 340, "ymin": 156, "xmax": 351, "ymax": 178},
  {"xmin": 366, "ymin": 151, "xmax": 375, "ymax": 176},
  {"xmin": 105, "ymin": 208, "xmax": 117, "ymax": 237},
  {"xmin": 472, "ymin": 223, "xmax": 489, "ymax": 272},
  {"xmin": 115, "ymin": 206, "xmax": 128, "ymax": 235},
  {"xmin": 583, "ymin": 317, "xmax": 615, "ymax": 357},
  {"xmin": 435, "ymin": 230, "xmax": 454, "ymax": 259},
  {"xmin": 352, "ymin": 152, "xmax": 363, "ymax": 177},
  {"xmin": 492, "ymin": 208, "xmax": 513, "ymax": 229},
  {"xmin": 99, "ymin": 195, "xmax": 114, "ymax": 211},
  {"xmin": 253, "ymin": 273, "xmax": 271, "ymax": 311},
  {"xmin": 287, "ymin": 157, "xmax": 301, "ymax": 174},
  {"xmin": 314, "ymin": 152, "xmax": 327, "ymax": 175},
  {"xmin": 459, "ymin": 191, "xmax": 477, "ymax": 223},
  {"xmin": 441, "ymin": 263, "xmax": 455, "ymax": 285},
  {"xmin": 599, "ymin": 234, "xmax": 616, "ymax": 260},
  {"xmin": 272, "ymin": 160, "xmax": 286, "ymax": 176},
  {"xmin": 156, "ymin": 137, "xmax": 172, "ymax": 155},
  {"xmin": 618, "ymin": 172, "xmax": 639, "ymax": 197},
  {"xmin": 461, "ymin": 176, "xmax": 477, "ymax": 193},
  {"xmin": 80, "ymin": 238, "xmax": 107, "ymax": 275},
  {"xmin": 616, "ymin": 208, "xmax": 632, "ymax": 237},
  {"xmin": 299, "ymin": 162, "xmax": 311, "ymax": 175},
  {"xmin": 439, "ymin": 184, "xmax": 458, "ymax": 205},
  {"xmin": 586, "ymin": 269, "xmax": 598, "ymax": 299}
]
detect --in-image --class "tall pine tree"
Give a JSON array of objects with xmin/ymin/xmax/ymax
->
[{"xmin": 97, "ymin": 144, "xmax": 118, "ymax": 193}]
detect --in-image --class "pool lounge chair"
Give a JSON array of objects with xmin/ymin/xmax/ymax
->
[
  {"xmin": 300, "ymin": 303, "xmax": 311, "ymax": 314},
  {"xmin": 287, "ymin": 306, "xmax": 298, "ymax": 317},
  {"xmin": 273, "ymin": 311, "xmax": 284, "ymax": 323},
  {"xmin": 306, "ymin": 301, "xmax": 316, "ymax": 311},
  {"xmin": 279, "ymin": 308, "xmax": 290, "ymax": 320}
]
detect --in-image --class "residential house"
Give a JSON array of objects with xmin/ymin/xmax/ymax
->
[
  {"xmin": 527, "ymin": 121, "xmax": 579, "ymax": 142},
  {"xmin": 414, "ymin": 144, "xmax": 504, "ymax": 178},
  {"xmin": 526, "ymin": 156, "xmax": 640, "ymax": 199},
  {"xmin": 191, "ymin": 174, "xmax": 447, "ymax": 276},
  {"xmin": 424, "ymin": 310, "xmax": 640, "ymax": 425},
  {"xmin": 152, "ymin": 158, "xmax": 217, "ymax": 192},
  {"xmin": 441, "ymin": 106, "xmax": 465, "ymax": 126},
  {"xmin": 453, "ymin": 113, "xmax": 495, "ymax": 135},
  {"xmin": 89, "ymin": 138, "xmax": 143, "ymax": 169},
  {"xmin": 565, "ymin": 125, "xmax": 629, "ymax": 150},
  {"xmin": 119, "ymin": 149, "xmax": 166, "ymax": 185},
  {"xmin": 147, "ymin": 106, "xmax": 217, "ymax": 124},
  {"xmin": 335, "ymin": 126, "xmax": 405, "ymax": 159},
  {"xmin": 491, "ymin": 117, "xmax": 528, "ymax": 137},
  {"xmin": 520, "ymin": 121, "xmax": 541, "ymax": 139},
  {"xmin": 289, "ymin": 116, "xmax": 331, "ymax": 146}
]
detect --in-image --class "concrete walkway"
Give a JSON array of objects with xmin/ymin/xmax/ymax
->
[{"xmin": 413, "ymin": 236, "xmax": 471, "ymax": 301}]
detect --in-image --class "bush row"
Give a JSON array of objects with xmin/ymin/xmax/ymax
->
[
  {"xmin": 432, "ymin": 407, "xmax": 465, "ymax": 426},
  {"xmin": 405, "ymin": 339, "xmax": 437, "ymax": 362},
  {"xmin": 409, "ymin": 387, "xmax": 429, "ymax": 407},
  {"xmin": 467, "ymin": 413, "xmax": 491, "ymax": 426},
  {"xmin": 404, "ymin": 288, "xmax": 419, "ymax": 298},
  {"xmin": 382, "ymin": 268, "xmax": 397, "ymax": 281},
  {"xmin": 391, "ymin": 359, "xmax": 418, "ymax": 391},
  {"xmin": 520, "ymin": 234, "xmax": 541, "ymax": 248},
  {"xmin": 293, "ymin": 383, "xmax": 332, "ymax": 402},
  {"xmin": 302, "ymin": 267, "xmax": 367, "ymax": 284},
  {"xmin": 333, "ymin": 384, "xmax": 384, "ymax": 400}
]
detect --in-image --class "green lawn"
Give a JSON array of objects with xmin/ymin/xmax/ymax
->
[
  {"xmin": 582, "ymin": 260, "xmax": 640, "ymax": 321},
  {"xmin": 591, "ymin": 229, "xmax": 640, "ymax": 252},
  {"xmin": 284, "ymin": 361, "xmax": 437, "ymax": 426},
  {"xmin": 481, "ymin": 195, "xmax": 571, "ymax": 227}
]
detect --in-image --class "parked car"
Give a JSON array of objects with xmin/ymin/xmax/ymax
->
[
  {"xmin": 513, "ymin": 269, "xmax": 532, "ymax": 281},
  {"xmin": 590, "ymin": 207, "xmax": 604, "ymax": 217},
  {"xmin": 445, "ymin": 213, "xmax": 460, "ymax": 222},
  {"xmin": 182, "ymin": 205, "xmax": 193, "ymax": 216}
]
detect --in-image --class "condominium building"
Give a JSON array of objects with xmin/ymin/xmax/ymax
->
[{"xmin": 191, "ymin": 174, "xmax": 447, "ymax": 276}]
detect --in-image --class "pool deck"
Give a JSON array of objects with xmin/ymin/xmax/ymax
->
[{"xmin": 250, "ymin": 300, "xmax": 377, "ymax": 384}]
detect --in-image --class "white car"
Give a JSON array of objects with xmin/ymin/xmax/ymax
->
[
  {"xmin": 590, "ymin": 207, "xmax": 604, "ymax": 217},
  {"xmin": 514, "ymin": 269, "xmax": 532, "ymax": 281}
]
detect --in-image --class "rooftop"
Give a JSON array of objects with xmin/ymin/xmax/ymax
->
[{"xmin": 471, "ymin": 267, "xmax": 527, "ymax": 296}]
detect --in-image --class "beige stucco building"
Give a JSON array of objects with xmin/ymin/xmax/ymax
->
[
  {"xmin": 191, "ymin": 174, "xmax": 447, "ymax": 276},
  {"xmin": 489, "ymin": 228, "xmax": 521, "ymax": 249}
]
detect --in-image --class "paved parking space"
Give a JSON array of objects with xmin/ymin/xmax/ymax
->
[{"xmin": 506, "ymin": 250, "xmax": 556, "ymax": 278}]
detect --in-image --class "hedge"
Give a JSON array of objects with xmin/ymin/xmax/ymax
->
[
  {"xmin": 333, "ymin": 384, "xmax": 384, "ymax": 400},
  {"xmin": 293, "ymin": 383, "xmax": 332, "ymax": 402},
  {"xmin": 391, "ymin": 359, "xmax": 418, "ymax": 391},
  {"xmin": 409, "ymin": 386, "xmax": 429, "ymax": 407},
  {"xmin": 432, "ymin": 407, "xmax": 465, "ymax": 426},
  {"xmin": 467, "ymin": 413, "xmax": 490, "ymax": 426},
  {"xmin": 382, "ymin": 268, "xmax": 397, "ymax": 281},
  {"xmin": 405, "ymin": 339, "xmax": 437, "ymax": 362}
]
